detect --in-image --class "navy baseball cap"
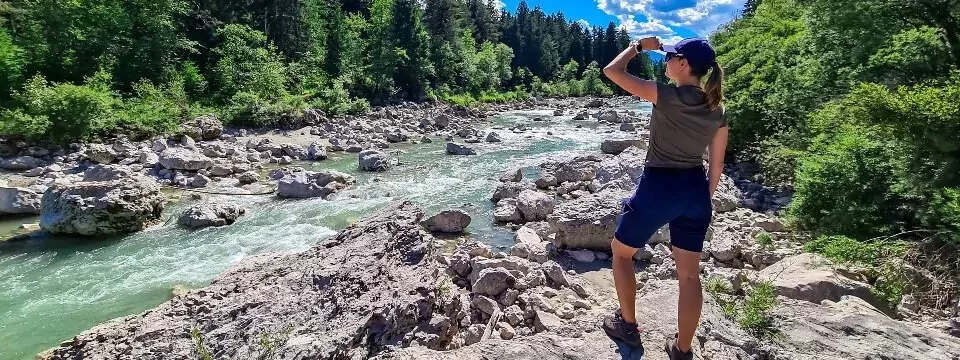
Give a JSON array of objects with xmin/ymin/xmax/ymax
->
[{"xmin": 661, "ymin": 38, "xmax": 717, "ymax": 71}]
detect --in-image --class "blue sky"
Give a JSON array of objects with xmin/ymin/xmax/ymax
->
[{"xmin": 498, "ymin": 0, "xmax": 746, "ymax": 44}]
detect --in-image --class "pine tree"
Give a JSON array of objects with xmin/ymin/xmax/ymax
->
[
  {"xmin": 743, "ymin": 0, "xmax": 762, "ymax": 17},
  {"xmin": 466, "ymin": 0, "xmax": 500, "ymax": 45},
  {"xmin": 425, "ymin": 0, "xmax": 468, "ymax": 90},
  {"xmin": 368, "ymin": 0, "xmax": 396, "ymax": 100},
  {"xmin": 602, "ymin": 22, "xmax": 618, "ymax": 66},
  {"xmin": 390, "ymin": 0, "xmax": 433, "ymax": 100}
]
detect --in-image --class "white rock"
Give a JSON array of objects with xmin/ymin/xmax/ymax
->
[
  {"xmin": 516, "ymin": 190, "xmax": 555, "ymax": 222},
  {"xmin": 567, "ymin": 249, "xmax": 596, "ymax": 263}
]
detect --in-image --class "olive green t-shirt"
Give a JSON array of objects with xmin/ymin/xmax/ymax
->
[{"xmin": 645, "ymin": 83, "xmax": 727, "ymax": 168}]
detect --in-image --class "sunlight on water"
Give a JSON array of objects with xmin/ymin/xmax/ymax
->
[{"xmin": 0, "ymin": 102, "xmax": 649, "ymax": 359}]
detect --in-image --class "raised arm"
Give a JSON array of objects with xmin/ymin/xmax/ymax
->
[
  {"xmin": 603, "ymin": 38, "xmax": 661, "ymax": 104},
  {"xmin": 708, "ymin": 126, "xmax": 729, "ymax": 197}
]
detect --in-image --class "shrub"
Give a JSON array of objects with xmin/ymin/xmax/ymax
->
[
  {"xmin": 1, "ymin": 74, "xmax": 121, "ymax": 143},
  {"xmin": 739, "ymin": 281, "xmax": 779, "ymax": 339},
  {"xmin": 706, "ymin": 276, "xmax": 780, "ymax": 340},
  {"xmin": 211, "ymin": 24, "xmax": 289, "ymax": 102},
  {"xmin": 222, "ymin": 92, "xmax": 305, "ymax": 128},
  {"xmin": 788, "ymin": 125, "xmax": 907, "ymax": 240},
  {"xmin": 0, "ymin": 29, "xmax": 23, "ymax": 101},
  {"xmin": 310, "ymin": 78, "xmax": 370, "ymax": 116},
  {"xmin": 803, "ymin": 235, "xmax": 910, "ymax": 305},
  {"xmin": 755, "ymin": 231, "xmax": 774, "ymax": 247},
  {"xmin": 922, "ymin": 188, "xmax": 960, "ymax": 244},
  {"xmin": 119, "ymin": 79, "xmax": 190, "ymax": 139}
]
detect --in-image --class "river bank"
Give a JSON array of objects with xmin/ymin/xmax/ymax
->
[{"xmin": 0, "ymin": 96, "xmax": 645, "ymax": 359}]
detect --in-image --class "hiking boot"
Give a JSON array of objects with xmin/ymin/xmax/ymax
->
[
  {"xmin": 602, "ymin": 309, "xmax": 643, "ymax": 348},
  {"xmin": 665, "ymin": 334, "xmax": 694, "ymax": 360}
]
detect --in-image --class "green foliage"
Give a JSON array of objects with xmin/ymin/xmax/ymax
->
[
  {"xmin": 441, "ymin": 90, "xmax": 528, "ymax": 107},
  {"xmin": 190, "ymin": 328, "xmax": 214, "ymax": 360},
  {"xmin": 865, "ymin": 27, "xmax": 953, "ymax": 86},
  {"xmin": 803, "ymin": 235, "xmax": 908, "ymax": 268},
  {"xmin": 222, "ymin": 92, "xmax": 305, "ymax": 128},
  {"xmin": 256, "ymin": 328, "xmax": 293, "ymax": 360},
  {"xmin": 755, "ymin": 231, "xmax": 774, "ymax": 247},
  {"xmin": 706, "ymin": 277, "xmax": 780, "ymax": 340},
  {"xmin": 788, "ymin": 123, "xmax": 905, "ymax": 239},
  {"xmin": 923, "ymin": 188, "xmax": 960, "ymax": 244},
  {"xmin": 739, "ymin": 281, "xmax": 778, "ymax": 339},
  {"xmin": 212, "ymin": 24, "xmax": 289, "ymax": 102},
  {"xmin": 530, "ymin": 60, "xmax": 613, "ymax": 98},
  {"xmin": 803, "ymin": 235, "xmax": 910, "ymax": 305},
  {"xmin": 310, "ymin": 77, "xmax": 370, "ymax": 116},
  {"xmin": 119, "ymin": 79, "xmax": 190, "ymax": 138},
  {"xmin": 8, "ymin": 0, "xmax": 189, "ymax": 88},
  {"xmin": 0, "ymin": 71, "xmax": 191, "ymax": 142},
  {"xmin": 0, "ymin": 29, "xmax": 23, "ymax": 100},
  {"xmin": 1, "ymin": 74, "xmax": 120, "ymax": 143},
  {"xmin": 0, "ymin": 0, "xmax": 657, "ymax": 143}
]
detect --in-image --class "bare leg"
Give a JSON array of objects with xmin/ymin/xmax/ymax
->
[
  {"xmin": 611, "ymin": 237, "xmax": 639, "ymax": 323},
  {"xmin": 673, "ymin": 247, "xmax": 703, "ymax": 352}
]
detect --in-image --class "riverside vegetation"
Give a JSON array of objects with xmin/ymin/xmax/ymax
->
[
  {"xmin": 0, "ymin": 0, "xmax": 656, "ymax": 142},
  {"xmin": 1, "ymin": 0, "xmax": 960, "ymax": 359},
  {"xmin": 714, "ymin": 0, "xmax": 960, "ymax": 311}
]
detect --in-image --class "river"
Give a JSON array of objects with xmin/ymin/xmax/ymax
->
[{"xmin": 0, "ymin": 103, "xmax": 650, "ymax": 359}]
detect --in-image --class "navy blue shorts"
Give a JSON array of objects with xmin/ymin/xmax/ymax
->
[{"xmin": 614, "ymin": 166, "xmax": 712, "ymax": 252}]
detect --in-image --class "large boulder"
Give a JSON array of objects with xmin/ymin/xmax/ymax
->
[
  {"xmin": 594, "ymin": 146, "xmax": 646, "ymax": 190},
  {"xmin": 0, "ymin": 186, "xmax": 42, "ymax": 214},
  {"xmin": 84, "ymin": 144, "xmax": 117, "ymax": 164},
  {"xmin": 158, "ymin": 148, "xmax": 213, "ymax": 171},
  {"xmin": 307, "ymin": 141, "xmax": 328, "ymax": 161},
  {"xmin": 40, "ymin": 201, "xmax": 455, "ymax": 359},
  {"xmin": 712, "ymin": 175, "xmax": 742, "ymax": 212},
  {"xmin": 280, "ymin": 143, "xmax": 308, "ymax": 159},
  {"xmin": 277, "ymin": 170, "xmax": 355, "ymax": 199},
  {"xmin": 182, "ymin": 115, "xmax": 224, "ymax": 140},
  {"xmin": 760, "ymin": 253, "xmax": 881, "ymax": 308},
  {"xmin": 177, "ymin": 201, "xmax": 246, "ymax": 229},
  {"xmin": 445, "ymin": 142, "xmax": 476, "ymax": 156},
  {"xmin": 421, "ymin": 209, "xmax": 472, "ymax": 233},
  {"xmin": 708, "ymin": 230, "xmax": 743, "ymax": 262},
  {"xmin": 516, "ymin": 190, "xmax": 555, "ymax": 222},
  {"xmin": 491, "ymin": 181, "xmax": 536, "ymax": 203},
  {"xmin": 139, "ymin": 151, "xmax": 160, "ymax": 167},
  {"xmin": 550, "ymin": 156, "xmax": 598, "ymax": 183},
  {"xmin": 359, "ymin": 149, "xmax": 396, "ymax": 172},
  {"xmin": 471, "ymin": 268, "xmax": 516, "ymax": 297},
  {"xmin": 1, "ymin": 155, "xmax": 44, "ymax": 170},
  {"xmin": 600, "ymin": 139, "xmax": 645, "ymax": 155},
  {"xmin": 597, "ymin": 110, "xmax": 619, "ymax": 122},
  {"xmin": 39, "ymin": 175, "xmax": 165, "ymax": 235},
  {"xmin": 434, "ymin": 114, "xmax": 451, "ymax": 128},
  {"xmin": 493, "ymin": 198, "xmax": 523, "ymax": 223},
  {"xmin": 83, "ymin": 164, "xmax": 134, "ymax": 182},
  {"xmin": 547, "ymin": 189, "xmax": 627, "ymax": 250}
]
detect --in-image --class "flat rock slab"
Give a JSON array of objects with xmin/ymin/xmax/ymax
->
[{"xmin": 40, "ymin": 201, "xmax": 438, "ymax": 360}]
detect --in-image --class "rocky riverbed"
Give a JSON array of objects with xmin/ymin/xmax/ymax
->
[{"xmin": 1, "ymin": 97, "xmax": 958, "ymax": 359}]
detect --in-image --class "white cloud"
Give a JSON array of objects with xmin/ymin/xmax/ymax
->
[
  {"xmin": 577, "ymin": 19, "xmax": 591, "ymax": 27},
  {"xmin": 487, "ymin": 0, "xmax": 505, "ymax": 9},
  {"xmin": 596, "ymin": 0, "xmax": 744, "ymax": 40}
]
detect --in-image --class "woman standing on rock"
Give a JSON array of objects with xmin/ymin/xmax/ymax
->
[{"xmin": 600, "ymin": 37, "xmax": 728, "ymax": 360}]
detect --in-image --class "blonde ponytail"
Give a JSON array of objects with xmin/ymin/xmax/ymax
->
[{"xmin": 704, "ymin": 63, "xmax": 724, "ymax": 111}]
